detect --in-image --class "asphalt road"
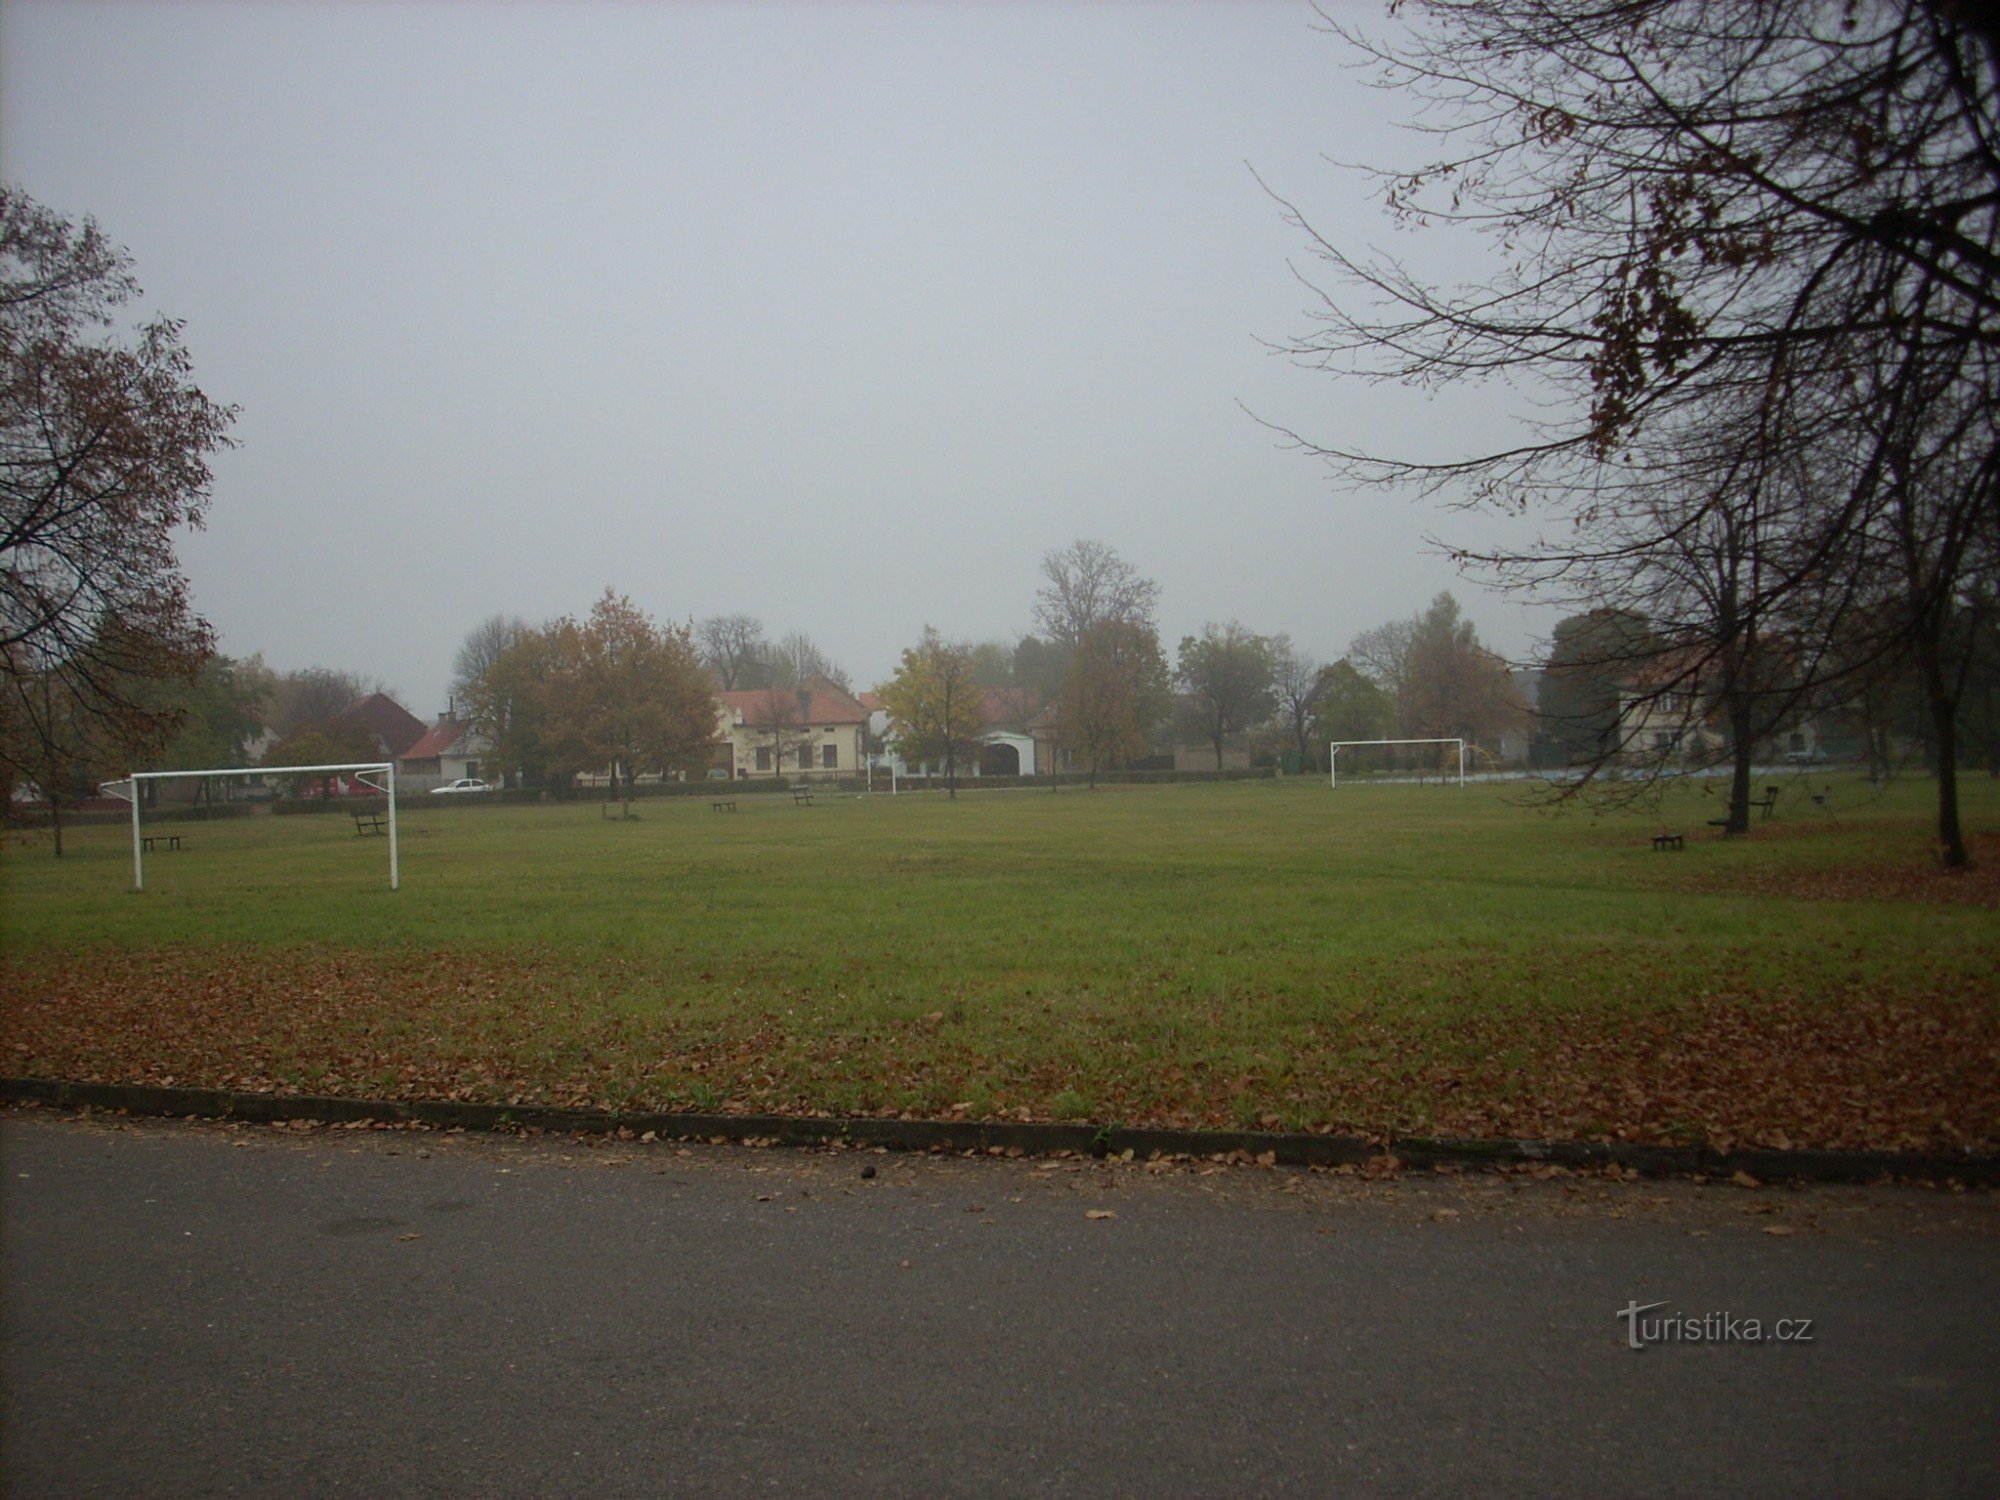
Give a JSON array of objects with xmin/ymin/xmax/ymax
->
[{"xmin": 4, "ymin": 1109, "xmax": 1996, "ymax": 1498}]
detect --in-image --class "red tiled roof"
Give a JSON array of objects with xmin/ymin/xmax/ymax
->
[
  {"xmin": 717, "ymin": 677, "xmax": 869, "ymax": 726},
  {"xmin": 402, "ymin": 718, "xmax": 476, "ymax": 761}
]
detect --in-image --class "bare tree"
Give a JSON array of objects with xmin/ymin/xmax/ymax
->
[
  {"xmin": 1269, "ymin": 634, "xmax": 1323, "ymax": 772},
  {"xmin": 451, "ymin": 615, "xmax": 529, "ymax": 708},
  {"xmin": 768, "ymin": 630, "xmax": 850, "ymax": 693},
  {"xmin": 696, "ymin": 613, "xmax": 768, "ymax": 690},
  {"xmin": 744, "ymin": 683, "xmax": 816, "ymax": 780},
  {"xmin": 1268, "ymin": 0, "xmax": 2000, "ymax": 862},
  {"xmin": 265, "ymin": 666, "xmax": 376, "ymax": 737},
  {"xmin": 1033, "ymin": 540, "xmax": 1160, "ymax": 654}
]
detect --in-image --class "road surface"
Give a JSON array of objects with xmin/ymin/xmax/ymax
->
[{"xmin": 4, "ymin": 1109, "xmax": 1995, "ymax": 1497}]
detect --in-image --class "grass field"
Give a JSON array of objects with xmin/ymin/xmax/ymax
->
[{"xmin": 3, "ymin": 776, "xmax": 1996, "ymax": 1152}]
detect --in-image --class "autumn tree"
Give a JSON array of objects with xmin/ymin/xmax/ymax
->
[
  {"xmin": 879, "ymin": 627, "xmax": 985, "ymax": 798},
  {"xmin": 1397, "ymin": 593, "xmax": 1528, "ymax": 755},
  {"xmin": 1060, "ymin": 619, "xmax": 1171, "ymax": 788},
  {"xmin": 1175, "ymin": 623, "xmax": 1278, "ymax": 772},
  {"xmin": 1272, "ymin": 1, "xmax": 2000, "ymax": 862},
  {"xmin": 1, "ymin": 189, "xmax": 235, "ymax": 846},
  {"xmin": 1, "ymin": 615, "xmax": 205, "ymax": 853},
  {"xmin": 537, "ymin": 591, "xmax": 715, "ymax": 816}
]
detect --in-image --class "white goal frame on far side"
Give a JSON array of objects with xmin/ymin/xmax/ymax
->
[
  {"xmin": 100, "ymin": 762, "xmax": 399, "ymax": 892},
  {"xmin": 1327, "ymin": 739, "xmax": 1466, "ymax": 789}
]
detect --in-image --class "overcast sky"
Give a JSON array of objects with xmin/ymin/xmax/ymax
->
[{"xmin": 2, "ymin": 0, "xmax": 1551, "ymax": 719}]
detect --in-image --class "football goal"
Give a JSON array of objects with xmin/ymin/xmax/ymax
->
[
  {"xmin": 1327, "ymin": 739, "xmax": 1466, "ymax": 788},
  {"xmin": 100, "ymin": 761, "xmax": 399, "ymax": 892}
]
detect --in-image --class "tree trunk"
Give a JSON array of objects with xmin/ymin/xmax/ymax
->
[
  {"xmin": 49, "ymin": 795, "xmax": 64, "ymax": 859},
  {"xmin": 1918, "ymin": 645, "xmax": 1969, "ymax": 868},
  {"xmin": 1723, "ymin": 699, "xmax": 1755, "ymax": 836}
]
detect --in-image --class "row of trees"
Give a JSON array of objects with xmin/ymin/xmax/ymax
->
[
  {"xmin": 1273, "ymin": 0, "xmax": 2000, "ymax": 859},
  {"xmin": 456, "ymin": 593, "xmax": 714, "ymax": 815},
  {"xmin": 871, "ymin": 538, "xmax": 1528, "ymax": 790}
]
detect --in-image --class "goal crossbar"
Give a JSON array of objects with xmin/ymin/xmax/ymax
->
[
  {"xmin": 1327, "ymin": 738, "xmax": 1465, "ymax": 789},
  {"xmin": 101, "ymin": 761, "xmax": 399, "ymax": 892}
]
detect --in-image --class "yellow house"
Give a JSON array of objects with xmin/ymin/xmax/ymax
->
[{"xmin": 713, "ymin": 678, "xmax": 871, "ymax": 780}]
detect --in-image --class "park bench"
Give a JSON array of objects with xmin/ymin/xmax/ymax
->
[
  {"xmin": 792, "ymin": 788, "xmax": 814, "ymax": 806},
  {"xmin": 1652, "ymin": 833, "xmax": 1684, "ymax": 851},
  {"xmin": 141, "ymin": 834, "xmax": 183, "ymax": 852},
  {"xmin": 1708, "ymin": 785, "xmax": 1780, "ymax": 832},
  {"xmin": 352, "ymin": 809, "xmax": 387, "ymax": 837},
  {"xmin": 712, "ymin": 800, "xmax": 737, "ymax": 813}
]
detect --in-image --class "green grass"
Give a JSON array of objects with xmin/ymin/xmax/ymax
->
[{"xmin": 3, "ymin": 777, "xmax": 1996, "ymax": 1148}]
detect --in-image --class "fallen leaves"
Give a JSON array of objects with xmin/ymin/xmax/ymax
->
[{"xmin": 3, "ymin": 940, "xmax": 1996, "ymax": 1157}]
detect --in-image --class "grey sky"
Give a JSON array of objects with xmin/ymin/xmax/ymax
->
[{"xmin": 2, "ymin": 0, "xmax": 1547, "ymax": 719}]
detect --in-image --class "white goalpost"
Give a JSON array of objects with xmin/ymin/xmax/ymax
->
[
  {"xmin": 100, "ymin": 761, "xmax": 399, "ymax": 892},
  {"xmin": 1327, "ymin": 738, "xmax": 1466, "ymax": 789}
]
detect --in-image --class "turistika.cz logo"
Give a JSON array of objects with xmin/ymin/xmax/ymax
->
[{"xmin": 1617, "ymin": 1301, "xmax": 1816, "ymax": 1350}]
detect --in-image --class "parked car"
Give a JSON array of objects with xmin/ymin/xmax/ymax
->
[
  {"xmin": 429, "ymin": 778, "xmax": 495, "ymax": 796},
  {"xmin": 1783, "ymin": 749, "xmax": 1829, "ymax": 765}
]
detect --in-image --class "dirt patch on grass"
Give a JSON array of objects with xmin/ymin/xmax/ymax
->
[{"xmin": 4, "ymin": 946, "xmax": 1996, "ymax": 1155}]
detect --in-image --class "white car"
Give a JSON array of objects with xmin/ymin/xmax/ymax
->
[{"xmin": 429, "ymin": 777, "xmax": 495, "ymax": 796}]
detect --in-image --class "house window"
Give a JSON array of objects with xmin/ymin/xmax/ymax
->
[
  {"xmin": 465, "ymin": 761, "xmax": 479, "ymax": 779},
  {"xmin": 755, "ymin": 746, "xmax": 771, "ymax": 771},
  {"xmin": 822, "ymin": 744, "xmax": 838, "ymax": 769}
]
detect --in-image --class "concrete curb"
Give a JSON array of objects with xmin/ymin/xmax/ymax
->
[{"xmin": 4, "ymin": 1077, "xmax": 1995, "ymax": 1186}]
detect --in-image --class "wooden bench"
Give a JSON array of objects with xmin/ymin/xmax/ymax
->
[
  {"xmin": 711, "ymin": 800, "xmax": 737, "ymax": 813},
  {"xmin": 1708, "ymin": 786, "xmax": 1781, "ymax": 831},
  {"xmin": 1652, "ymin": 833, "xmax": 1684, "ymax": 851},
  {"xmin": 352, "ymin": 809, "xmax": 387, "ymax": 837},
  {"xmin": 141, "ymin": 834, "xmax": 182, "ymax": 852},
  {"xmin": 792, "ymin": 788, "xmax": 814, "ymax": 806}
]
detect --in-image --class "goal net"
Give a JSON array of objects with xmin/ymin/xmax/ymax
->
[
  {"xmin": 1327, "ymin": 738, "xmax": 1466, "ymax": 788},
  {"xmin": 100, "ymin": 761, "xmax": 399, "ymax": 891}
]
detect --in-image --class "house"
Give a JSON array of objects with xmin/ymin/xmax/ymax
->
[
  {"xmin": 400, "ymin": 716, "xmax": 496, "ymax": 784},
  {"xmin": 334, "ymin": 692, "xmax": 428, "ymax": 761},
  {"xmin": 714, "ymin": 678, "xmax": 871, "ymax": 779}
]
